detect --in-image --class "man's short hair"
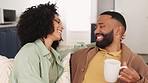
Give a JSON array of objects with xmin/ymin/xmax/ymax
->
[{"xmin": 100, "ymin": 11, "xmax": 126, "ymax": 33}]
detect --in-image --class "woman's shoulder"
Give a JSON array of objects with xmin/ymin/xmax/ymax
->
[
  {"xmin": 16, "ymin": 43, "xmax": 40, "ymax": 59},
  {"xmin": 20, "ymin": 43, "xmax": 39, "ymax": 53}
]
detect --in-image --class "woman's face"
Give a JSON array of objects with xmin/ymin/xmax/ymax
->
[{"xmin": 48, "ymin": 15, "xmax": 63, "ymax": 41}]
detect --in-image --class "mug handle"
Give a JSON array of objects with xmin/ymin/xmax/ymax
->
[
  {"xmin": 118, "ymin": 66, "xmax": 128, "ymax": 78},
  {"xmin": 120, "ymin": 66, "xmax": 128, "ymax": 69}
]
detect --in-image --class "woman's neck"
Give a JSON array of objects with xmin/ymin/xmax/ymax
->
[{"xmin": 41, "ymin": 38, "xmax": 53, "ymax": 51}]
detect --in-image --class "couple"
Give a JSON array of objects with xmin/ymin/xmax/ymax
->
[{"xmin": 9, "ymin": 2, "xmax": 148, "ymax": 83}]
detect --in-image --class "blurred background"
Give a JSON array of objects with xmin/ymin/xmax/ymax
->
[{"xmin": 0, "ymin": 0, "xmax": 148, "ymax": 63}]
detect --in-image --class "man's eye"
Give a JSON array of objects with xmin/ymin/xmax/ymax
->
[{"xmin": 100, "ymin": 25, "xmax": 105, "ymax": 28}]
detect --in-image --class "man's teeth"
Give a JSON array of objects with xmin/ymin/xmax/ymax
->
[
  {"xmin": 97, "ymin": 35, "xmax": 103, "ymax": 41},
  {"xmin": 97, "ymin": 36, "xmax": 102, "ymax": 39}
]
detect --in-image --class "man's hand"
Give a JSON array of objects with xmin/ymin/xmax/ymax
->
[{"xmin": 119, "ymin": 62, "xmax": 141, "ymax": 83}]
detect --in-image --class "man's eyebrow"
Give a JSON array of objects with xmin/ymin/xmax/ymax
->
[{"xmin": 97, "ymin": 23, "xmax": 104, "ymax": 25}]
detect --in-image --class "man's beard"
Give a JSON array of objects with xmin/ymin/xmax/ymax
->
[{"xmin": 96, "ymin": 30, "xmax": 114, "ymax": 48}]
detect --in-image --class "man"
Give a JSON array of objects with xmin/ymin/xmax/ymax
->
[{"xmin": 70, "ymin": 11, "xmax": 148, "ymax": 83}]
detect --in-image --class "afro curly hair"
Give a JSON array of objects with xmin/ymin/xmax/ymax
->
[{"xmin": 17, "ymin": 2, "xmax": 59, "ymax": 46}]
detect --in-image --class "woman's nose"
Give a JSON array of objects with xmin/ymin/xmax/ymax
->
[
  {"xmin": 60, "ymin": 22, "xmax": 64, "ymax": 30},
  {"xmin": 59, "ymin": 22, "xmax": 64, "ymax": 30}
]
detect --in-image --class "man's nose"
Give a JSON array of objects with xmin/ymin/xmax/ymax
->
[{"xmin": 94, "ymin": 27, "xmax": 101, "ymax": 34}]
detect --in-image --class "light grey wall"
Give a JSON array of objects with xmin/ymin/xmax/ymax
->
[
  {"xmin": 115, "ymin": 0, "xmax": 148, "ymax": 54},
  {"xmin": 91, "ymin": 0, "xmax": 115, "ymax": 23},
  {"xmin": 97, "ymin": 0, "xmax": 114, "ymax": 16},
  {"xmin": 91, "ymin": 0, "xmax": 97, "ymax": 23}
]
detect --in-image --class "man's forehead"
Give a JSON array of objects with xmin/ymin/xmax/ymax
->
[
  {"xmin": 97, "ymin": 15, "xmax": 118, "ymax": 24},
  {"xmin": 98, "ymin": 15, "xmax": 112, "ymax": 21}
]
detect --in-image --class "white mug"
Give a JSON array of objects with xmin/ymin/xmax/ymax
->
[{"xmin": 104, "ymin": 59, "xmax": 127, "ymax": 83}]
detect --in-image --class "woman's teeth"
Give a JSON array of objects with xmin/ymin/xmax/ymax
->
[{"xmin": 58, "ymin": 30, "xmax": 62, "ymax": 34}]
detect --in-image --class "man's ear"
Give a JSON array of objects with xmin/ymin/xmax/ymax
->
[
  {"xmin": 114, "ymin": 26, "xmax": 123, "ymax": 35},
  {"xmin": 121, "ymin": 34, "xmax": 126, "ymax": 41},
  {"xmin": 115, "ymin": 26, "xmax": 126, "ymax": 41}
]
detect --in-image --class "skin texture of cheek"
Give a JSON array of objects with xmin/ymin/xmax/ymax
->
[{"xmin": 54, "ymin": 31, "xmax": 62, "ymax": 41}]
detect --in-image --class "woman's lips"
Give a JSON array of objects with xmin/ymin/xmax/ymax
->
[{"xmin": 58, "ymin": 30, "xmax": 62, "ymax": 34}]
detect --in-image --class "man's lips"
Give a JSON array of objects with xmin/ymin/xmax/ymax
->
[{"xmin": 96, "ymin": 35, "xmax": 104, "ymax": 41}]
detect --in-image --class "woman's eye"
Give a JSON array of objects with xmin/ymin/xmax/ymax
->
[{"xmin": 54, "ymin": 19, "xmax": 61, "ymax": 24}]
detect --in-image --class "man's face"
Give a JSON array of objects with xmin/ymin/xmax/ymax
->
[
  {"xmin": 94, "ymin": 15, "xmax": 117, "ymax": 48},
  {"xmin": 95, "ymin": 29, "xmax": 114, "ymax": 48}
]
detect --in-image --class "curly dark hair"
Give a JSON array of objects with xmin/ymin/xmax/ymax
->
[{"xmin": 17, "ymin": 2, "xmax": 59, "ymax": 46}]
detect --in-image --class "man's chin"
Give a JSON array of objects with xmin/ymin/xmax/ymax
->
[
  {"xmin": 96, "ymin": 42, "xmax": 107, "ymax": 48},
  {"xmin": 96, "ymin": 40, "xmax": 103, "ymax": 44}
]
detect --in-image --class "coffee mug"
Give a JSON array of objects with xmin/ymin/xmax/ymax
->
[{"xmin": 104, "ymin": 59, "xmax": 127, "ymax": 83}]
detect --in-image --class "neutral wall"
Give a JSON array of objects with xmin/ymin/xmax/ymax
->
[
  {"xmin": 115, "ymin": 0, "xmax": 148, "ymax": 54},
  {"xmin": 97, "ymin": 0, "xmax": 114, "ymax": 16},
  {"xmin": 56, "ymin": 0, "xmax": 91, "ymax": 46},
  {"xmin": 91, "ymin": 0, "xmax": 97, "ymax": 23}
]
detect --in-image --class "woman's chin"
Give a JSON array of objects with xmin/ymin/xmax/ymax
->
[{"xmin": 55, "ymin": 37, "xmax": 62, "ymax": 41}]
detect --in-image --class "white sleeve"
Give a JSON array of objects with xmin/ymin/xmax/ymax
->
[
  {"xmin": 0, "ymin": 55, "xmax": 13, "ymax": 83},
  {"xmin": 57, "ymin": 53, "xmax": 71, "ymax": 83}
]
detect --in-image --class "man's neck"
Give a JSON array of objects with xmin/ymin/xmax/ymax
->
[{"xmin": 104, "ymin": 42, "xmax": 121, "ymax": 52}]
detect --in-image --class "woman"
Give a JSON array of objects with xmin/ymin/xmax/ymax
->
[{"xmin": 10, "ymin": 2, "xmax": 65, "ymax": 83}]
